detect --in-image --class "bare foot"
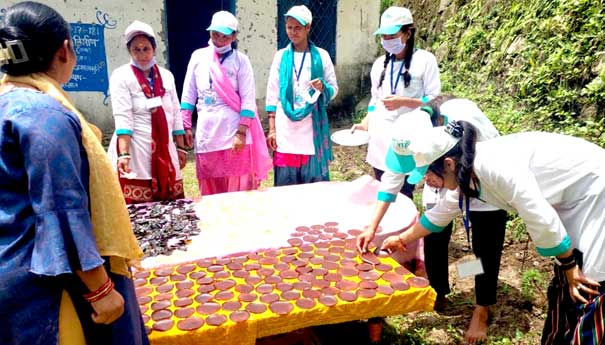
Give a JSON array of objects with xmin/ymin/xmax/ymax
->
[{"xmin": 464, "ymin": 305, "xmax": 489, "ymax": 344}]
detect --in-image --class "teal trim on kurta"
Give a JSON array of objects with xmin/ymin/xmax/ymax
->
[
  {"xmin": 537, "ymin": 235, "xmax": 572, "ymax": 257},
  {"xmin": 377, "ymin": 191, "xmax": 397, "ymax": 203},
  {"xmin": 420, "ymin": 214, "xmax": 446, "ymax": 233},
  {"xmin": 115, "ymin": 129, "xmax": 133, "ymax": 136},
  {"xmin": 180, "ymin": 102, "xmax": 195, "ymax": 111},
  {"xmin": 421, "ymin": 95, "xmax": 430, "ymax": 104},
  {"xmin": 368, "ymin": 105, "xmax": 376, "ymax": 112},
  {"xmin": 240, "ymin": 109, "xmax": 255, "ymax": 118},
  {"xmin": 265, "ymin": 105, "xmax": 277, "ymax": 112},
  {"xmin": 172, "ymin": 129, "xmax": 186, "ymax": 136}
]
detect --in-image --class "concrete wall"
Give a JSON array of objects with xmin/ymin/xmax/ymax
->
[
  {"xmin": 0, "ymin": 0, "xmax": 167, "ymax": 133},
  {"xmin": 235, "ymin": 0, "xmax": 277, "ymax": 109},
  {"xmin": 334, "ymin": 0, "xmax": 380, "ymax": 113},
  {"xmin": 1, "ymin": 0, "xmax": 379, "ymax": 132}
]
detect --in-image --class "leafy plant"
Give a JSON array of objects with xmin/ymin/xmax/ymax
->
[{"xmin": 521, "ymin": 268, "xmax": 547, "ymax": 301}]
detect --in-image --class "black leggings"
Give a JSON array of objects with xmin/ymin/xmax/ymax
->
[{"xmin": 424, "ymin": 209, "xmax": 508, "ymax": 306}]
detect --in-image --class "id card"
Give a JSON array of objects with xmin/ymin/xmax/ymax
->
[
  {"xmin": 457, "ymin": 258, "xmax": 484, "ymax": 279},
  {"xmin": 145, "ymin": 96, "xmax": 163, "ymax": 110},
  {"xmin": 204, "ymin": 92, "xmax": 216, "ymax": 105}
]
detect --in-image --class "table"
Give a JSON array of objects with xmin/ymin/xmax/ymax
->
[{"xmin": 135, "ymin": 176, "xmax": 436, "ymax": 344}]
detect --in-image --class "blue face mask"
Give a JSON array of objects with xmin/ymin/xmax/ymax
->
[
  {"xmin": 130, "ymin": 57, "xmax": 156, "ymax": 71},
  {"xmin": 381, "ymin": 37, "xmax": 405, "ymax": 55}
]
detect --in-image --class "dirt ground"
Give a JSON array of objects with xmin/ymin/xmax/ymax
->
[{"xmin": 307, "ymin": 143, "xmax": 554, "ymax": 345}]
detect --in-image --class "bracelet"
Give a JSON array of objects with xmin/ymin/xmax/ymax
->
[
  {"xmin": 177, "ymin": 148, "xmax": 188, "ymax": 155},
  {"xmin": 176, "ymin": 145, "xmax": 191, "ymax": 152},
  {"xmin": 236, "ymin": 130, "xmax": 247, "ymax": 136},
  {"xmin": 117, "ymin": 152, "xmax": 130, "ymax": 157},
  {"xmin": 558, "ymin": 261, "xmax": 577, "ymax": 271},
  {"xmin": 117, "ymin": 154, "xmax": 131, "ymax": 160},
  {"xmin": 267, "ymin": 114, "xmax": 276, "ymax": 119},
  {"xmin": 84, "ymin": 278, "xmax": 114, "ymax": 303}
]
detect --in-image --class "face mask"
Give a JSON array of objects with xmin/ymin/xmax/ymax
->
[
  {"xmin": 213, "ymin": 42, "xmax": 232, "ymax": 54},
  {"xmin": 130, "ymin": 57, "xmax": 156, "ymax": 71},
  {"xmin": 381, "ymin": 37, "xmax": 405, "ymax": 55}
]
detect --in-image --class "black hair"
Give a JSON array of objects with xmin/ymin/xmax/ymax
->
[
  {"xmin": 378, "ymin": 24, "xmax": 416, "ymax": 90},
  {"xmin": 231, "ymin": 39, "xmax": 238, "ymax": 50},
  {"xmin": 126, "ymin": 34, "xmax": 157, "ymax": 50},
  {"xmin": 428, "ymin": 121, "xmax": 480, "ymax": 198},
  {"xmin": 0, "ymin": 1, "xmax": 70, "ymax": 76},
  {"xmin": 425, "ymin": 94, "xmax": 456, "ymax": 126}
]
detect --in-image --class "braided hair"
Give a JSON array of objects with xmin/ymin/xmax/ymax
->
[
  {"xmin": 377, "ymin": 24, "xmax": 416, "ymax": 90},
  {"xmin": 428, "ymin": 121, "xmax": 480, "ymax": 198}
]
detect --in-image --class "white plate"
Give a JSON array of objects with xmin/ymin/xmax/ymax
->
[{"xmin": 330, "ymin": 129, "xmax": 370, "ymax": 146}]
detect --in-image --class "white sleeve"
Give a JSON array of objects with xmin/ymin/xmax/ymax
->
[
  {"xmin": 376, "ymin": 169, "xmax": 406, "ymax": 202},
  {"xmin": 109, "ymin": 68, "xmax": 134, "ymax": 133},
  {"xmin": 237, "ymin": 53, "xmax": 257, "ymax": 113},
  {"xmin": 482, "ymin": 164, "xmax": 569, "ymax": 255},
  {"xmin": 422, "ymin": 52, "xmax": 441, "ymax": 100},
  {"xmin": 265, "ymin": 51, "xmax": 281, "ymax": 111},
  {"xmin": 320, "ymin": 49, "xmax": 338, "ymax": 100},
  {"xmin": 421, "ymin": 189, "xmax": 460, "ymax": 232}
]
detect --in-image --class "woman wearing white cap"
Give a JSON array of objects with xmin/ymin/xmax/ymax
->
[
  {"xmin": 380, "ymin": 122, "xmax": 605, "ymax": 344},
  {"xmin": 180, "ymin": 11, "xmax": 270, "ymax": 196},
  {"xmin": 351, "ymin": 6, "xmax": 440, "ymax": 200},
  {"xmin": 367, "ymin": 97, "xmax": 508, "ymax": 343},
  {"xmin": 108, "ymin": 20, "xmax": 186, "ymax": 203},
  {"xmin": 265, "ymin": 5, "xmax": 339, "ymax": 186}
]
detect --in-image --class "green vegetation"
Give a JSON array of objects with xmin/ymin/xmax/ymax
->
[
  {"xmin": 434, "ymin": 0, "xmax": 605, "ymax": 144},
  {"xmin": 521, "ymin": 268, "xmax": 548, "ymax": 301}
]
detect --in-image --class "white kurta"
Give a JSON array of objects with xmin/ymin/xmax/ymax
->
[
  {"xmin": 379, "ymin": 99, "xmax": 499, "ymax": 212},
  {"xmin": 423, "ymin": 132, "xmax": 605, "ymax": 281},
  {"xmin": 107, "ymin": 64, "xmax": 183, "ymax": 180},
  {"xmin": 265, "ymin": 47, "xmax": 338, "ymax": 155},
  {"xmin": 181, "ymin": 47, "xmax": 255, "ymax": 153},
  {"xmin": 367, "ymin": 49, "xmax": 441, "ymax": 170}
]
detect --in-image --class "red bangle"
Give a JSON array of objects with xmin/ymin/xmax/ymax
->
[{"xmin": 84, "ymin": 278, "xmax": 114, "ymax": 303}]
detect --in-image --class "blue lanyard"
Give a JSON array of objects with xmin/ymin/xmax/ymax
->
[
  {"xmin": 458, "ymin": 193, "xmax": 472, "ymax": 248},
  {"xmin": 147, "ymin": 77, "xmax": 154, "ymax": 93},
  {"xmin": 390, "ymin": 57, "xmax": 405, "ymax": 95},
  {"xmin": 209, "ymin": 50, "xmax": 233, "ymax": 89},
  {"xmin": 294, "ymin": 49, "xmax": 308, "ymax": 82}
]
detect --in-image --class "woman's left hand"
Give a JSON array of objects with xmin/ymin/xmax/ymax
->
[
  {"xmin": 310, "ymin": 78, "xmax": 324, "ymax": 93},
  {"xmin": 177, "ymin": 150, "xmax": 187, "ymax": 169},
  {"xmin": 380, "ymin": 234, "xmax": 407, "ymax": 254},
  {"xmin": 232, "ymin": 133, "xmax": 245, "ymax": 152},
  {"xmin": 564, "ymin": 266, "xmax": 601, "ymax": 304}
]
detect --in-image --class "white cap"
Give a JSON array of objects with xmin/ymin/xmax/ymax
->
[
  {"xmin": 406, "ymin": 125, "xmax": 461, "ymax": 185},
  {"xmin": 207, "ymin": 11, "xmax": 238, "ymax": 35},
  {"xmin": 384, "ymin": 108, "xmax": 433, "ymax": 175},
  {"xmin": 124, "ymin": 20, "xmax": 155, "ymax": 45},
  {"xmin": 439, "ymin": 99, "xmax": 499, "ymax": 141},
  {"xmin": 285, "ymin": 5, "xmax": 313, "ymax": 26},
  {"xmin": 374, "ymin": 7, "xmax": 413, "ymax": 35}
]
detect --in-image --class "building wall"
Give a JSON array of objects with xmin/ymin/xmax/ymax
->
[
  {"xmin": 0, "ymin": 0, "xmax": 379, "ymax": 133},
  {"xmin": 334, "ymin": 0, "xmax": 380, "ymax": 111},
  {"xmin": 0, "ymin": 0, "xmax": 167, "ymax": 134}
]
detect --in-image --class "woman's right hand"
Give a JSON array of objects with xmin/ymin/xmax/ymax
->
[
  {"xmin": 351, "ymin": 122, "xmax": 368, "ymax": 133},
  {"xmin": 185, "ymin": 129, "xmax": 194, "ymax": 149},
  {"xmin": 267, "ymin": 131, "xmax": 277, "ymax": 151},
  {"xmin": 90, "ymin": 289, "xmax": 125, "ymax": 324},
  {"xmin": 117, "ymin": 157, "xmax": 131, "ymax": 175},
  {"xmin": 356, "ymin": 228, "xmax": 377, "ymax": 253}
]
